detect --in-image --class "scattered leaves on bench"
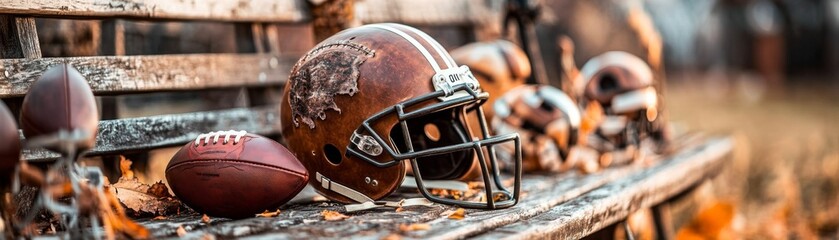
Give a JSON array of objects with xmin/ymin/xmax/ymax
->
[
  {"xmin": 398, "ymin": 223, "xmax": 430, "ymax": 232},
  {"xmin": 321, "ymin": 210, "xmax": 349, "ymax": 221},
  {"xmin": 256, "ymin": 210, "xmax": 281, "ymax": 218},
  {"xmin": 448, "ymin": 208, "xmax": 466, "ymax": 220}
]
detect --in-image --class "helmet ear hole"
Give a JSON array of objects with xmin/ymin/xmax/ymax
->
[
  {"xmin": 598, "ymin": 73, "xmax": 619, "ymax": 92},
  {"xmin": 323, "ymin": 144, "xmax": 343, "ymax": 165}
]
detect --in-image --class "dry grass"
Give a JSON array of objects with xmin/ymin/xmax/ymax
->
[{"xmin": 667, "ymin": 72, "xmax": 839, "ymax": 238}]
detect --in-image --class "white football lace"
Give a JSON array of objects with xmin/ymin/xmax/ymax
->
[{"xmin": 194, "ymin": 130, "xmax": 248, "ymax": 146}]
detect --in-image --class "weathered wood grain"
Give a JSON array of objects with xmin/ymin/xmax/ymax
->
[
  {"xmin": 22, "ymin": 105, "xmax": 281, "ymax": 162},
  {"xmin": 355, "ymin": 0, "xmax": 501, "ymax": 26},
  {"xmin": 0, "ymin": 0, "xmax": 310, "ymax": 22},
  {"xmin": 124, "ymin": 137, "xmax": 730, "ymax": 239},
  {"xmin": 0, "ymin": 53, "xmax": 297, "ymax": 98},
  {"xmin": 474, "ymin": 137, "xmax": 733, "ymax": 240},
  {"xmin": 0, "ymin": 16, "xmax": 42, "ymax": 58}
]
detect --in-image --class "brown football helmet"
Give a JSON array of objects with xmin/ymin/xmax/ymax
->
[
  {"xmin": 575, "ymin": 51, "xmax": 659, "ymax": 154},
  {"xmin": 281, "ymin": 24, "xmax": 521, "ymax": 209},
  {"xmin": 449, "ymin": 40, "xmax": 531, "ymax": 120},
  {"xmin": 491, "ymin": 85, "xmax": 581, "ymax": 172}
]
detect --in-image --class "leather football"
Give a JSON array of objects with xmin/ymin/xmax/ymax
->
[
  {"xmin": 20, "ymin": 64, "xmax": 99, "ymax": 151},
  {"xmin": 0, "ymin": 101, "xmax": 20, "ymax": 179},
  {"xmin": 166, "ymin": 131, "xmax": 308, "ymax": 219}
]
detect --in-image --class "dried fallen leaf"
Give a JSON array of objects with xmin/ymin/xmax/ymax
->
[
  {"xmin": 676, "ymin": 201, "xmax": 736, "ymax": 240},
  {"xmin": 112, "ymin": 177, "xmax": 181, "ymax": 217},
  {"xmin": 398, "ymin": 223, "xmax": 430, "ymax": 232},
  {"xmin": 430, "ymin": 188, "xmax": 463, "ymax": 200},
  {"xmin": 256, "ymin": 210, "xmax": 281, "ymax": 218},
  {"xmin": 321, "ymin": 210, "xmax": 350, "ymax": 221},
  {"xmin": 395, "ymin": 207, "xmax": 404, "ymax": 212},
  {"xmin": 153, "ymin": 216, "xmax": 168, "ymax": 221},
  {"xmin": 381, "ymin": 233, "xmax": 402, "ymax": 240},
  {"xmin": 467, "ymin": 181, "xmax": 484, "ymax": 189},
  {"xmin": 448, "ymin": 208, "xmax": 466, "ymax": 220},
  {"xmin": 176, "ymin": 225, "xmax": 187, "ymax": 237},
  {"xmin": 119, "ymin": 155, "xmax": 135, "ymax": 179},
  {"xmin": 148, "ymin": 181, "xmax": 173, "ymax": 198},
  {"xmin": 201, "ymin": 214, "xmax": 211, "ymax": 224}
]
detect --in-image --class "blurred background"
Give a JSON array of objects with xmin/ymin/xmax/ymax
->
[{"xmin": 14, "ymin": 0, "xmax": 838, "ymax": 238}]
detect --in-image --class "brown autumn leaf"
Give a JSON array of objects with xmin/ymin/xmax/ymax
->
[
  {"xmin": 201, "ymin": 234, "xmax": 217, "ymax": 240},
  {"xmin": 398, "ymin": 223, "xmax": 430, "ymax": 232},
  {"xmin": 112, "ymin": 176, "xmax": 181, "ymax": 217},
  {"xmin": 256, "ymin": 210, "xmax": 281, "ymax": 218},
  {"xmin": 322, "ymin": 210, "xmax": 350, "ymax": 221},
  {"xmin": 430, "ymin": 189, "xmax": 463, "ymax": 200},
  {"xmin": 176, "ymin": 225, "xmax": 187, "ymax": 237},
  {"xmin": 448, "ymin": 208, "xmax": 466, "ymax": 220},
  {"xmin": 381, "ymin": 233, "xmax": 402, "ymax": 240},
  {"xmin": 119, "ymin": 155, "xmax": 135, "ymax": 179},
  {"xmin": 201, "ymin": 214, "xmax": 211, "ymax": 224},
  {"xmin": 148, "ymin": 181, "xmax": 173, "ymax": 198},
  {"xmin": 395, "ymin": 207, "xmax": 405, "ymax": 212},
  {"xmin": 153, "ymin": 216, "xmax": 168, "ymax": 221},
  {"xmin": 676, "ymin": 201, "xmax": 736, "ymax": 240}
]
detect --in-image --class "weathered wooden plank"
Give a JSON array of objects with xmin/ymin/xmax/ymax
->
[
  {"xmin": 0, "ymin": 0, "xmax": 310, "ymax": 22},
  {"xmin": 124, "ymin": 136, "xmax": 731, "ymax": 239},
  {"xmin": 0, "ymin": 53, "xmax": 297, "ymax": 98},
  {"xmin": 474, "ymin": 137, "xmax": 733, "ymax": 240},
  {"xmin": 355, "ymin": 0, "xmax": 501, "ymax": 26},
  {"xmin": 0, "ymin": 16, "xmax": 42, "ymax": 58},
  {"xmin": 136, "ymin": 169, "xmax": 640, "ymax": 239},
  {"xmin": 22, "ymin": 105, "xmax": 281, "ymax": 162}
]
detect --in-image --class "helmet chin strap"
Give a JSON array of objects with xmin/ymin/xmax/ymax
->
[
  {"xmin": 315, "ymin": 172, "xmax": 374, "ymax": 203},
  {"xmin": 316, "ymin": 172, "xmax": 477, "ymax": 212},
  {"xmin": 315, "ymin": 172, "xmax": 435, "ymax": 212}
]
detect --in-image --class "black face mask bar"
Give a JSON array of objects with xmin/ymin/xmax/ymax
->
[{"xmin": 346, "ymin": 85, "xmax": 522, "ymax": 209}]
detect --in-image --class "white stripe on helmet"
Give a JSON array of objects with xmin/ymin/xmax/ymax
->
[
  {"xmin": 366, "ymin": 23, "xmax": 445, "ymax": 72},
  {"xmin": 387, "ymin": 23, "xmax": 457, "ymax": 69}
]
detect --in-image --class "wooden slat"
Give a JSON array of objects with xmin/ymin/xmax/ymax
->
[
  {"xmin": 0, "ymin": 16, "xmax": 42, "ymax": 58},
  {"xmin": 22, "ymin": 105, "xmax": 281, "ymax": 162},
  {"xmin": 356, "ymin": 0, "xmax": 500, "ymax": 26},
  {"xmin": 0, "ymin": 0, "xmax": 310, "ymax": 22},
  {"xmin": 0, "ymin": 53, "xmax": 297, "ymax": 98},
  {"xmin": 129, "ymin": 137, "xmax": 731, "ymax": 239},
  {"xmin": 475, "ymin": 137, "xmax": 733, "ymax": 240}
]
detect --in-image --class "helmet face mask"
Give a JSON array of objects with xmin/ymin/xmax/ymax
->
[
  {"xmin": 282, "ymin": 23, "xmax": 521, "ymax": 209},
  {"xmin": 346, "ymin": 84, "xmax": 521, "ymax": 209}
]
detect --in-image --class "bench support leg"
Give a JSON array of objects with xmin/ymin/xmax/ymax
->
[{"xmin": 652, "ymin": 202, "xmax": 675, "ymax": 240}]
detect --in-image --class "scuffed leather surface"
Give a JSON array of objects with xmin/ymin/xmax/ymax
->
[
  {"xmin": 20, "ymin": 64, "xmax": 99, "ymax": 151},
  {"xmin": 166, "ymin": 133, "xmax": 308, "ymax": 219}
]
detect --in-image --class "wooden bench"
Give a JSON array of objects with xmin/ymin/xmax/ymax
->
[
  {"xmin": 1, "ymin": 0, "xmax": 502, "ymax": 163},
  {"xmin": 0, "ymin": 0, "xmax": 733, "ymax": 239},
  {"xmin": 129, "ymin": 136, "xmax": 731, "ymax": 239}
]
